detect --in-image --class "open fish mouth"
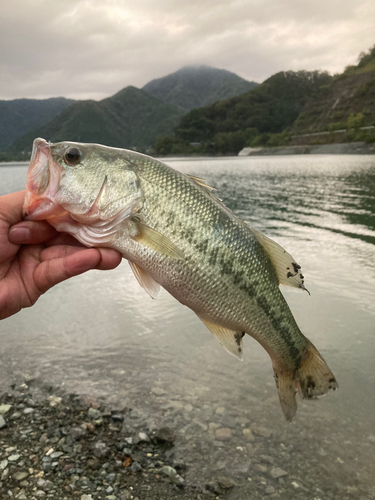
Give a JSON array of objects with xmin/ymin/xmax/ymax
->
[{"xmin": 23, "ymin": 138, "xmax": 66, "ymax": 220}]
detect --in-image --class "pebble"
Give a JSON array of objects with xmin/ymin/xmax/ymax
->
[
  {"xmin": 0, "ymin": 459, "xmax": 8, "ymax": 470},
  {"xmin": 215, "ymin": 427, "xmax": 232, "ymax": 441},
  {"xmin": 23, "ymin": 407, "xmax": 34, "ymax": 414},
  {"xmin": 93, "ymin": 441, "xmax": 109, "ymax": 458},
  {"xmin": 130, "ymin": 461, "xmax": 142, "ymax": 473},
  {"xmin": 251, "ymin": 425, "xmax": 273, "ymax": 438},
  {"xmin": 8, "ymin": 454, "xmax": 21, "ymax": 462},
  {"xmin": 88, "ymin": 408, "xmax": 101, "ymax": 420},
  {"xmin": 81, "ymin": 495, "xmax": 93, "ymax": 500},
  {"xmin": 254, "ymin": 464, "xmax": 268, "ymax": 473},
  {"xmin": 0, "ymin": 404, "xmax": 12, "ymax": 414},
  {"xmin": 48, "ymin": 395, "xmax": 62, "ymax": 407},
  {"xmin": 10, "ymin": 411, "xmax": 22, "ymax": 420},
  {"xmin": 242, "ymin": 428, "xmax": 255, "ymax": 442},
  {"xmin": 138, "ymin": 432, "xmax": 150, "ymax": 442},
  {"xmin": 270, "ymin": 467, "xmax": 288, "ymax": 479},
  {"xmin": 161, "ymin": 465, "xmax": 185, "ymax": 485},
  {"xmin": 151, "ymin": 387, "xmax": 166, "ymax": 396},
  {"xmin": 70, "ymin": 426, "xmax": 87, "ymax": 440},
  {"xmin": 215, "ymin": 407, "xmax": 226, "ymax": 415},
  {"xmin": 217, "ymin": 476, "xmax": 235, "ymax": 489},
  {"xmin": 111, "ymin": 412, "xmax": 124, "ymax": 422},
  {"xmin": 265, "ymin": 485, "xmax": 276, "ymax": 494},
  {"xmin": 153, "ymin": 427, "xmax": 175, "ymax": 443},
  {"xmin": 13, "ymin": 471, "xmax": 29, "ymax": 481},
  {"xmin": 0, "ymin": 416, "xmax": 6, "ymax": 429}
]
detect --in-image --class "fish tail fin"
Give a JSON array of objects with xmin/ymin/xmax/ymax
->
[
  {"xmin": 296, "ymin": 341, "xmax": 338, "ymax": 399},
  {"xmin": 273, "ymin": 370, "xmax": 298, "ymax": 421},
  {"xmin": 273, "ymin": 341, "xmax": 338, "ymax": 421}
]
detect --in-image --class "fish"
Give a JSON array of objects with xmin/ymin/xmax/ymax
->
[{"xmin": 23, "ymin": 137, "xmax": 338, "ymax": 421}]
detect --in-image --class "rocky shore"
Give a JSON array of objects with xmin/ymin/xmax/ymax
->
[
  {"xmin": 0, "ymin": 381, "xmax": 374, "ymax": 500},
  {"xmin": 0, "ymin": 385, "xmax": 214, "ymax": 500}
]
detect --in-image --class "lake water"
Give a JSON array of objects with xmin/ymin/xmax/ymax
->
[{"xmin": 1, "ymin": 155, "xmax": 375, "ymax": 499}]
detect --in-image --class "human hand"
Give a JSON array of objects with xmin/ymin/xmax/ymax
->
[{"xmin": 0, "ymin": 191, "xmax": 122, "ymax": 320}]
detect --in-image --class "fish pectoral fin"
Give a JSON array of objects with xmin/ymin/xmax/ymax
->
[
  {"xmin": 197, "ymin": 315, "xmax": 244, "ymax": 361},
  {"xmin": 128, "ymin": 261, "xmax": 161, "ymax": 300},
  {"xmin": 133, "ymin": 220, "xmax": 184, "ymax": 260},
  {"xmin": 249, "ymin": 227, "xmax": 309, "ymax": 293}
]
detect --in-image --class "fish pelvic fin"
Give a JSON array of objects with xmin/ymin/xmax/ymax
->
[
  {"xmin": 296, "ymin": 341, "xmax": 338, "ymax": 399},
  {"xmin": 128, "ymin": 261, "xmax": 161, "ymax": 299},
  {"xmin": 197, "ymin": 315, "xmax": 244, "ymax": 360}
]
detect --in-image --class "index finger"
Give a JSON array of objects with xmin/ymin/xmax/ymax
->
[{"xmin": 0, "ymin": 190, "xmax": 26, "ymax": 225}]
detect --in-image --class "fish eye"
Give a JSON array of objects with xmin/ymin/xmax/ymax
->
[{"xmin": 64, "ymin": 147, "xmax": 82, "ymax": 166}]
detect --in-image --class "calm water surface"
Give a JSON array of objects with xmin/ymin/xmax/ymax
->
[{"xmin": 1, "ymin": 155, "xmax": 375, "ymax": 498}]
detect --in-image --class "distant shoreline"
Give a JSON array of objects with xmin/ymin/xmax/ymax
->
[
  {"xmin": 238, "ymin": 141, "xmax": 375, "ymax": 156},
  {"xmin": 1, "ymin": 142, "xmax": 375, "ymax": 165}
]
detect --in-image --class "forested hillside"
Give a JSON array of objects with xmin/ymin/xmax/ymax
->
[
  {"xmin": 9, "ymin": 87, "xmax": 185, "ymax": 154},
  {"xmin": 0, "ymin": 97, "xmax": 75, "ymax": 151},
  {"xmin": 154, "ymin": 71, "xmax": 332, "ymax": 155}
]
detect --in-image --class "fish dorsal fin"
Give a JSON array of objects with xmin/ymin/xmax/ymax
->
[
  {"xmin": 197, "ymin": 315, "xmax": 244, "ymax": 360},
  {"xmin": 133, "ymin": 219, "xmax": 184, "ymax": 260},
  {"xmin": 187, "ymin": 174, "xmax": 216, "ymax": 193},
  {"xmin": 128, "ymin": 261, "xmax": 161, "ymax": 299},
  {"xmin": 249, "ymin": 227, "xmax": 309, "ymax": 293}
]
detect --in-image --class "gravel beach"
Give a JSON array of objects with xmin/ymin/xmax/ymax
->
[{"xmin": 0, "ymin": 379, "xmax": 374, "ymax": 500}]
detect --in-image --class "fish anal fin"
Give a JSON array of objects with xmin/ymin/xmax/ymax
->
[
  {"xmin": 197, "ymin": 315, "xmax": 244, "ymax": 360},
  {"xmin": 297, "ymin": 341, "xmax": 338, "ymax": 399},
  {"xmin": 250, "ymin": 227, "xmax": 309, "ymax": 293},
  {"xmin": 128, "ymin": 261, "xmax": 161, "ymax": 299},
  {"xmin": 133, "ymin": 219, "xmax": 184, "ymax": 260}
]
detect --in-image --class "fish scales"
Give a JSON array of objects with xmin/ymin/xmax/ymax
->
[
  {"xmin": 23, "ymin": 139, "xmax": 338, "ymax": 420},
  {"xmin": 132, "ymin": 156, "xmax": 307, "ymax": 362}
]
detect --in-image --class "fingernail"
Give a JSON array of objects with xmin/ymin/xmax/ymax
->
[{"xmin": 9, "ymin": 227, "xmax": 31, "ymax": 243}]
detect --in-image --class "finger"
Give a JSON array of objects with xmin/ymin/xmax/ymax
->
[
  {"xmin": 0, "ymin": 191, "xmax": 26, "ymax": 225},
  {"xmin": 34, "ymin": 248, "xmax": 103, "ymax": 294},
  {"xmin": 40, "ymin": 245, "xmax": 86, "ymax": 262},
  {"xmin": 40, "ymin": 246, "xmax": 122, "ymax": 270},
  {"xmin": 44, "ymin": 232, "xmax": 85, "ymax": 247},
  {"xmin": 95, "ymin": 248, "xmax": 122, "ymax": 270},
  {"xmin": 9, "ymin": 221, "xmax": 58, "ymax": 244}
]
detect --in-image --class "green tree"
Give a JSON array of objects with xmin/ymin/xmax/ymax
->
[{"xmin": 347, "ymin": 113, "xmax": 363, "ymax": 131}]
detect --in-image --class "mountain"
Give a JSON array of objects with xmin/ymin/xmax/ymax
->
[
  {"xmin": 0, "ymin": 97, "xmax": 75, "ymax": 151},
  {"xmin": 9, "ymin": 87, "xmax": 185, "ymax": 153},
  {"xmin": 143, "ymin": 65, "xmax": 258, "ymax": 111},
  {"xmin": 291, "ymin": 46, "xmax": 375, "ymax": 134},
  {"xmin": 154, "ymin": 70, "xmax": 332, "ymax": 155}
]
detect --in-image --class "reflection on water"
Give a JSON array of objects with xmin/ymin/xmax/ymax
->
[{"xmin": 1, "ymin": 156, "xmax": 375, "ymax": 497}]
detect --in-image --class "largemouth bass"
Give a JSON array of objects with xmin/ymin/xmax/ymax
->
[{"xmin": 24, "ymin": 138, "xmax": 338, "ymax": 420}]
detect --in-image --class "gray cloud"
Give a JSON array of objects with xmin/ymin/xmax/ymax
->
[{"xmin": 0, "ymin": 0, "xmax": 374, "ymax": 100}]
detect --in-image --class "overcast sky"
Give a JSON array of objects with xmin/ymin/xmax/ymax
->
[{"xmin": 0, "ymin": 0, "xmax": 374, "ymax": 101}]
